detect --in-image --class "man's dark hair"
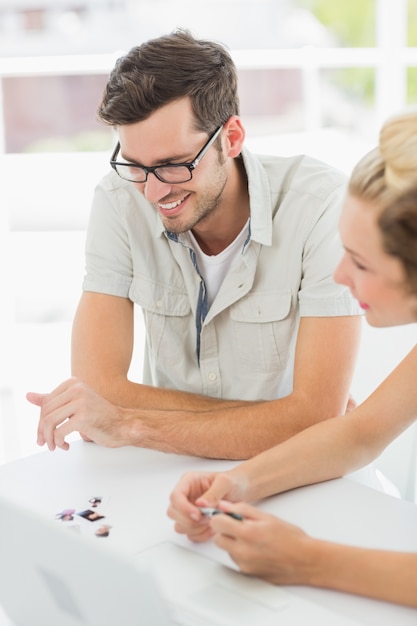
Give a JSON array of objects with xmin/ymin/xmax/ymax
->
[{"xmin": 98, "ymin": 29, "xmax": 239, "ymax": 134}]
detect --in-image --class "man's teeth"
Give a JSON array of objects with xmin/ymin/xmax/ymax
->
[{"xmin": 159, "ymin": 198, "xmax": 183, "ymax": 210}]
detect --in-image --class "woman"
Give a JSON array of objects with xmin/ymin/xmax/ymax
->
[{"xmin": 167, "ymin": 109, "xmax": 417, "ymax": 608}]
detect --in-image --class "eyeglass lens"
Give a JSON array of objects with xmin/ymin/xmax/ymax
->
[{"xmin": 113, "ymin": 163, "xmax": 192, "ymax": 183}]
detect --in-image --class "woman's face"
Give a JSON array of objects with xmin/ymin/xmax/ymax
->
[{"xmin": 334, "ymin": 194, "xmax": 417, "ymax": 327}]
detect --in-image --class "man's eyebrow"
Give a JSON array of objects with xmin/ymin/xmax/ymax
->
[{"xmin": 120, "ymin": 149, "xmax": 192, "ymax": 166}]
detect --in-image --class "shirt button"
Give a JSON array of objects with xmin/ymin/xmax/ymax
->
[
  {"xmin": 208, "ymin": 372, "xmax": 217, "ymax": 382},
  {"xmin": 155, "ymin": 300, "xmax": 163, "ymax": 308}
]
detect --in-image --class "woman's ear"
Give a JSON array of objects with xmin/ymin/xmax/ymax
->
[{"xmin": 223, "ymin": 116, "xmax": 246, "ymax": 158}]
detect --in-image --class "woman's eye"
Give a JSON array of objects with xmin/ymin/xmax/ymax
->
[{"xmin": 353, "ymin": 259, "xmax": 367, "ymax": 271}]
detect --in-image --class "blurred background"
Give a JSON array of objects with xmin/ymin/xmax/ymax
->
[{"xmin": 0, "ymin": 0, "xmax": 416, "ymax": 500}]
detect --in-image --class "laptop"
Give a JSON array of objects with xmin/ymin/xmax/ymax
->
[{"xmin": 0, "ymin": 493, "xmax": 364, "ymax": 626}]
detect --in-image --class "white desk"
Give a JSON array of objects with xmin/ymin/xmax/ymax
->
[{"xmin": 0, "ymin": 441, "xmax": 416, "ymax": 625}]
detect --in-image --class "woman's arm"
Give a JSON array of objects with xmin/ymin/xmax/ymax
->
[
  {"xmin": 210, "ymin": 502, "xmax": 417, "ymax": 608},
  {"xmin": 168, "ymin": 345, "xmax": 417, "ymax": 535},
  {"xmin": 228, "ymin": 343, "xmax": 417, "ymax": 502}
]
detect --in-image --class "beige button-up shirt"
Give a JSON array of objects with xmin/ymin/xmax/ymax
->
[{"xmin": 83, "ymin": 148, "xmax": 361, "ymax": 401}]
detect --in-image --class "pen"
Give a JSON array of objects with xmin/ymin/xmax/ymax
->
[{"xmin": 198, "ymin": 507, "xmax": 244, "ymax": 521}]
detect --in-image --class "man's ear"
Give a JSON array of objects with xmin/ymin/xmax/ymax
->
[{"xmin": 223, "ymin": 116, "xmax": 246, "ymax": 157}]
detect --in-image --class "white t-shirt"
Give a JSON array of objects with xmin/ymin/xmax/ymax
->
[{"xmin": 186, "ymin": 219, "xmax": 250, "ymax": 308}]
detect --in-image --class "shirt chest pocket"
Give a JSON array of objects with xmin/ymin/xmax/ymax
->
[
  {"xmin": 230, "ymin": 290, "xmax": 295, "ymax": 373},
  {"xmin": 129, "ymin": 277, "xmax": 192, "ymax": 365}
]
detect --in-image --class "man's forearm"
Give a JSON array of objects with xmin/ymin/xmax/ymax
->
[
  {"xmin": 94, "ymin": 375, "xmax": 252, "ymax": 412},
  {"xmin": 117, "ymin": 391, "xmax": 338, "ymax": 460}
]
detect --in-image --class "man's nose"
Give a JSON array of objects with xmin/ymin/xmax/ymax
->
[{"xmin": 136, "ymin": 173, "xmax": 173, "ymax": 204}]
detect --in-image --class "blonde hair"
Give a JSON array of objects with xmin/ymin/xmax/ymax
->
[
  {"xmin": 349, "ymin": 110, "xmax": 417, "ymax": 201},
  {"xmin": 348, "ymin": 110, "xmax": 417, "ymax": 295},
  {"xmin": 380, "ymin": 110, "xmax": 417, "ymax": 192}
]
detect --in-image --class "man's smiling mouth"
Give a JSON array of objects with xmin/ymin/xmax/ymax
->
[{"xmin": 158, "ymin": 194, "xmax": 189, "ymax": 211}]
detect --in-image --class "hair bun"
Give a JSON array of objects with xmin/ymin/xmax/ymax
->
[{"xmin": 380, "ymin": 109, "xmax": 417, "ymax": 194}]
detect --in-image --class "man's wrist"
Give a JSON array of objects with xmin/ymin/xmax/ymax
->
[{"xmin": 116, "ymin": 407, "xmax": 141, "ymax": 446}]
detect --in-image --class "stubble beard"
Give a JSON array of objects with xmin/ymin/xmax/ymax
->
[{"xmin": 159, "ymin": 151, "xmax": 228, "ymax": 234}]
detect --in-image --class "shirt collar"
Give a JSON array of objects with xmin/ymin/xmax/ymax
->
[{"xmin": 156, "ymin": 146, "xmax": 273, "ymax": 246}]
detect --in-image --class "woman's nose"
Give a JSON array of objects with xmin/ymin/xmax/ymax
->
[{"xmin": 333, "ymin": 253, "xmax": 351, "ymax": 287}]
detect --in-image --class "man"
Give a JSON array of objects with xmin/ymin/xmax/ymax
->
[{"xmin": 28, "ymin": 29, "xmax": 362, "ymax": 458}]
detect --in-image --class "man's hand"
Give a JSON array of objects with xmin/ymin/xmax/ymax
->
[{"xmin": 27, "ymin": 377, "xmax": 130, "ymax": 451}]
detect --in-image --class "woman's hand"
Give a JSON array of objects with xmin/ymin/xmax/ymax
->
[
  {"xmin": 167, "ymin": 470, "xmax": 249, "ymax": 542},
  {"xmin": 210, "ymin": 501, "xmax": 317, "ymax": 586}
]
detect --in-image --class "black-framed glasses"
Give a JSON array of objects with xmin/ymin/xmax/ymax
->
[{"xmin": 110, "ymin": 125, "xmax": 223, "ymax": 184}]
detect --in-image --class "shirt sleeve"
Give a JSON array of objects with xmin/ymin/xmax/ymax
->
[
  {"xmin": 82, "ymin": 175, "xmax": 134, "ymax": 297},
  {"xmin": 298, "ymin": 183, "xmax": 362, "ymax": 317}
]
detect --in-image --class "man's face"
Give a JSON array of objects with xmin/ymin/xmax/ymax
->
[{"xmin": 117, "ymin": 98, "xmax": 229, "ymax": 234}]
